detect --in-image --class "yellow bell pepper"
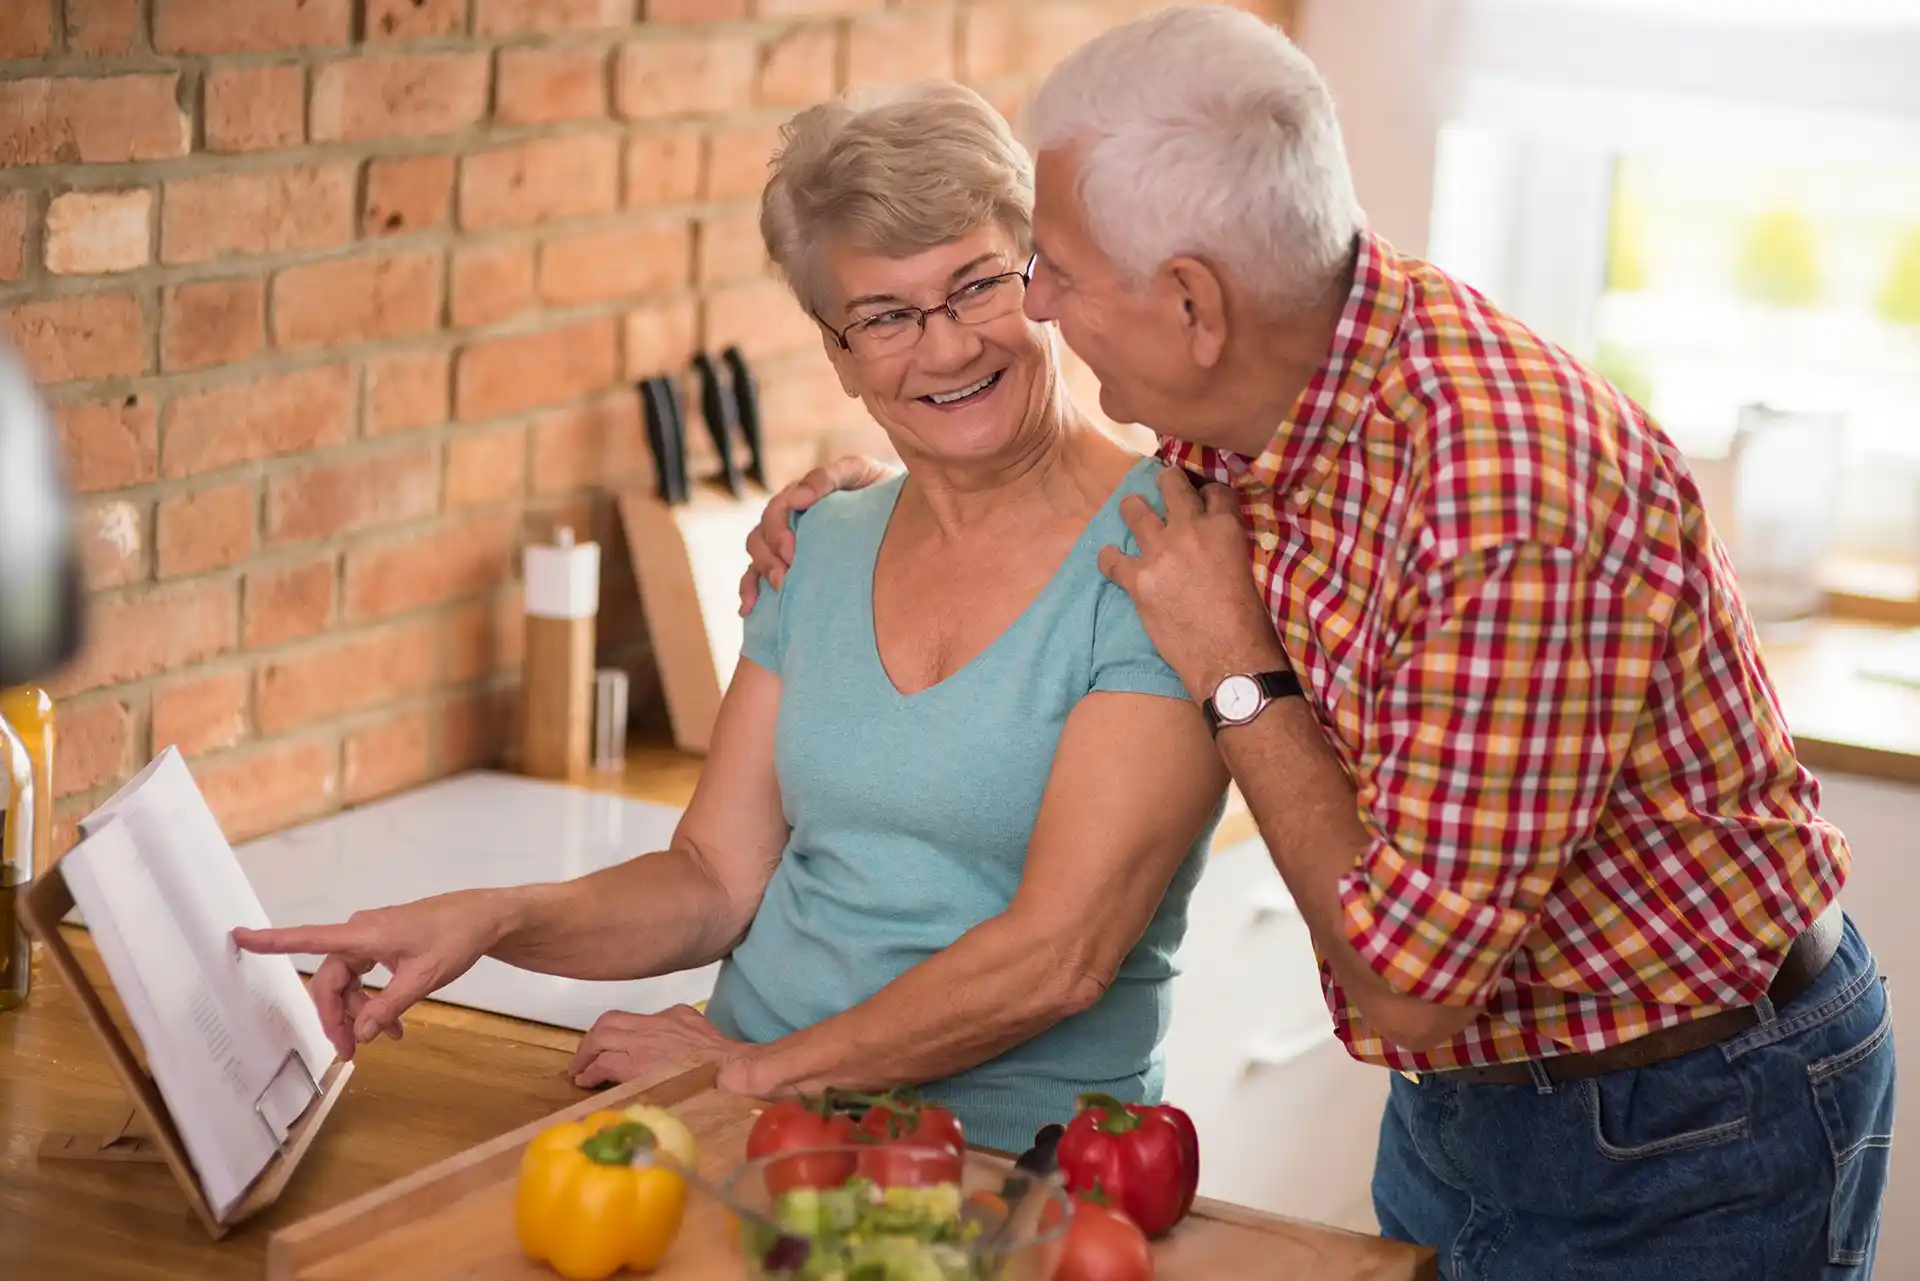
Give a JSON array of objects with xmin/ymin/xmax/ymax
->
[{"xmin": 514, "ymin": 1108, "xmax": 698, "ymax": 1280}]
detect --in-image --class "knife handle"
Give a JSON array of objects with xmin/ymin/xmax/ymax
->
[
  {"xmin": 640, "ymin": 378, "xmax": 673, "ymax": 504},
  {"xmin": 643, "ymin": 377, "xmax": 689, "ymax": 505},
  {"xmin": 693, "ymin": 352, "xmax": 742, "ymax": 498},
  {"xmin": 722, "ymin": 345, "xmax": 765, "ymax": 488}
]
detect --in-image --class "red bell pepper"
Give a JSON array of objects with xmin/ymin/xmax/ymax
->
[{"xmin": 1055, "ymin": 1094, "xmax": 1200, "ymax": 1239}]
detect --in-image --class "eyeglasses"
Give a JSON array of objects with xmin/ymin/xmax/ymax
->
[{"xmin": 818, "ymin": 256, "xmax": 1036, "ymax": 359}]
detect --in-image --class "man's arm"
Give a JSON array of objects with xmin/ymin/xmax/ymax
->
[
  {"xmin": 1097, "ymin": 470, "xmax": 1664, "ymax": 1054},
  {"xmin": 729, "ymin": 690, "xmax": 1228, "ymax": 1097}
]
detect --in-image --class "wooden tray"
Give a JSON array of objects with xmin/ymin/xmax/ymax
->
[{"xmin": 266, "ymin": 1062, "xmax": 1436, "ymax": 1280}]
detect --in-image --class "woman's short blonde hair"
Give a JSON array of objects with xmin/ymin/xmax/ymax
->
[{"xmin": 761, "ymin": 81, "xmax": 1034, "ymax": 317}]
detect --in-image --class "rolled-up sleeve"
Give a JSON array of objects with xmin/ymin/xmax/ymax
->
[{"xmin": 1338, "ymin": 540, "xmax": 1668, "ymax": 1007}]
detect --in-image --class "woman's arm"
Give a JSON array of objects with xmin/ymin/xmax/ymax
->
[
  {"xmin": 487, "ymin": 660, "xmax": 789, "ymax": 979},
  {"xmin": 724, "ymin": 688, "xmax": 1227, "ymax": 1098},
  {"xmin": 234, "ymin": 660, "xmax": 790, "ymax": 1056}
]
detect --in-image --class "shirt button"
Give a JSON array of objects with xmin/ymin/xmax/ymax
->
[
  {"xmin": 1291, "ymin": 487, "xmax": 1311, "ymax": 507},
  {"xmin": 1255, "ymin": 529, "xmax": 1279, "ymax": 552}
]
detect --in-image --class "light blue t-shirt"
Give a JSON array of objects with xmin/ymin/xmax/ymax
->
[{"xmin": 704, "ymin": 457, "xmax": 1225, "ymax": 1153}]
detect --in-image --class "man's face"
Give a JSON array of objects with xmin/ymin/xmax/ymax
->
[{"xmin": 1025, "ymin": 147, "xmax": 1202, "ymax": 436}]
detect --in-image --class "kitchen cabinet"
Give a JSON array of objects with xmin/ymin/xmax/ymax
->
[
  {"xmin": 1810, "ymin": 769, "xmax": 1919, "ymax": 1279},
  {"xmin": 1163, "ymin": 834, "xmax": 1389, "ymax": 1233}
]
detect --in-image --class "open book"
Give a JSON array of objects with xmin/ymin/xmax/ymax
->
[{"xmin": 62, "ymin": 746, "xmax": 336, "ymax": 1221}]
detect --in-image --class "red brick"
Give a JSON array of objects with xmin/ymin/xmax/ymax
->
[
  {"xmin": 704, "ymin": 278, "xmax": 816, "ymax": 360},
  {"xmin": 343, "ymin": 512, "xmax": 518, "ymax": 621},
  {"xmin": 697, "ymin": 209, "xmax": 768, "ymax": 285},
  {"xmin": 152, "ymin": 669, "xmax": 249, "ymax": 756},
  {"xmin": 161, "ymin": 164, "xmax": 356, "ymax": 265},
  {"xmin": 758, "ymin": 25, "xmax": 840, "ymax": 107},
  {"xmin": 539, "ymin": 221, "xmax": 692, "ymax": 307},
  {"xmin": 447, "ymin": 425, "xmax": 527, "ymax": 508},
  {"xmin": 164, "ymin": 365, "xmax": 355, "ymax": 478},
  {"xmin": 443, "ymin": 594, "xmax": 518, "ymax": 682},
  {"xmin": 0, "ymin": 293, "xmax": 147, "ymax": 384},
  {"xmin": 648, "ymin": 0, "xmax": 747, "ymax": 17},
  {"xmin": 162, "ymin": 278, "xmax": 264, "ymax": 372},
  {"xmin": 363, "ymin": 154, "xmax": 456, "ymax": 238},
  {"xmin": 43, "ymin": 189, "xmax": 150, "ymax": 276},
  {"xmin": 344, "ymin": 708, "xmax": 434, "ymax": 804},
  {"xmin": 55, "ymin": 696, "xmax": 134, "ymax": 797},
  {"xmin": 77, "ymin": 499, "xmax": 145, "ymax": 589},
  {"xmin": 623, "ymin": 295, "xmax": 699, "ymax": 378},
  {"xmin": 158, "ymin": 481, "xmax": 257, "ymax": 578},
  {"xmin": 960, "ymin": 4, "xmax": 1018, "ymax": 81},
  {"xmin": 366, "ymin": 0, "xmax": 468, "ymax": 41},
  {"xmin": 58, "ymin": 395, "xmax": 157, "ymax": 492},
  {"xmin": 366, "ymin": 350, "xmax": 452, "ymax": 436},
  {"xmin": 256, "ymin": 620, "xmax": 440, "ymax": 734},
  {"xmin": 756, "ymin": 0, "xmax": 882, "ymax": 15},
  {"xmin": 154, "ymin": 0, "xmax": 351, "ymax": 54},
  {"xmin": 497, "ymin": 46, "xmax": 610, "ymax": 126},
  {"xmin": 204, "ymin": 65, "xmax": 305, "ymax": 153},
  {"xmin": 530, "ymin": 395, "xmax": 645, "ymax": 494},
  {"xmin": 271, "ymin": 251, "xmax": 443, "ymax": 350},
  {"xmin": 703, "ymin": 121, "xmax": 783, "ymax": 202},
  {"xmin": 626, "ymin": 129, "xmax": 703, "ymax": 209},
  {"xmin": 1023, "ymin": 4, "xmax": 1113, "ymax": 69},
  {"xmin": 474, "ymin": 0, "xmax": 633, "ymax": 36},
  {"xmin": 460, "ymin": 134, "xmax": 620, "ymax": 231},
  {"xmin": 0, "ymin": 0, "xmax": 55, "ymax": 58},
  {"xmin": 244, "ymin": 554, "xmax": 336, "ymax": 648},
  {"xmin": 0, "ymin": 76, "xmax": 188, "ymax": 167},
  {"xmin": 195, "ymin": 739, "xmax": 336, "ymax": 842},
  {"xmin": 311, "ymin": 53, "xmax": 490, "ymax": 144},
  {"xmin": 617, "ymin": 35, "xmax": 757, "ymax": 120},
  {"xmin": 266, "ymin": 445, "xmax": 441, "ymax": 547},
  {"xmin": 65, "ymin": 0, "xmax": 144, "ymax": 56},
  {"xmin": 450, "ymin": 242, "xmax": 536, "ymax": 328},
  {"xmin": 439, "ymin": 686, "xmax": 509, "ymax": 770},
  {"xmin": 848, "ymin": 11, "xmax": 956, "ymax": 88},
  {"xmin": 0, "ymin": 192, "xmax": 27, "ymax": 282},
  {"xmin": 456, "ymin": 316, "xmax": 619, "ymax": 420},
  {"xmin": 46, "ymin": 578, "xmax": 237, "ymax": 696}
]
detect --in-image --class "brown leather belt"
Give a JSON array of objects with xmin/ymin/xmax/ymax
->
[{"xmin": 1423, "ymin": 903, "xmax": 1846, "ymax": 1087}]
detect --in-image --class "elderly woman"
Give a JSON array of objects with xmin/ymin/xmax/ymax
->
[{"xmin": 235, "ymin": 82, "xmax": 1226, "ymax": 1152}]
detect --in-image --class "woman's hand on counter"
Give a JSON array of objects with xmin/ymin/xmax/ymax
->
[
  {"xmin": 233, "ymin": 890, "xmax": 508, "ymax": 1060},
  {"xmin": 569, "ymin": 1004, "xmax": 759, "ymax": 1090}
]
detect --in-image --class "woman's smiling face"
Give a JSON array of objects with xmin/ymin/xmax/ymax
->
[{"xmin": 818, "ymin": 223, "xmax": 1055, "ymax": 470}]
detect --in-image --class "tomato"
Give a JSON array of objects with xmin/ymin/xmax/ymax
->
[
  {"xmin": 854, "ymin": 1097, "xmax": 965, "ymax": 1153},
  {"xmin": 745, "ymin": 1098, "xmax": 858, "ymax": 1196},
  {"xmin": 852, "ymin": 1095, "xmax": 964, "ymax": 1186},
  {"xmin": 1052, "ymin": 1195, "xmax": 1154, "ymax": 1281}
]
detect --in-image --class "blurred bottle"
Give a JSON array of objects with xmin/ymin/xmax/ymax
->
[{"xmin": 0, "ymin": 685, "xmax": 53, "ymax": 1012}]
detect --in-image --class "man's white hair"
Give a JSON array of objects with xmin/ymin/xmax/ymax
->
[{"xmin": 1023, "ymin": 5, "xmax": 1363, "ymax": 311}]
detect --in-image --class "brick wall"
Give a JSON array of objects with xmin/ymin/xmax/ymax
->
[{"xmin": 0, "ymin": 0, "xmax": 1291, "ymax": 852}]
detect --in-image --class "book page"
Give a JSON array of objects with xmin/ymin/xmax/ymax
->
[{"xmin": 67, "ymin": 748, "xmax": 338, "ymax": 1219}]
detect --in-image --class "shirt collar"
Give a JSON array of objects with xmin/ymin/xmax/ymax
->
[{"xmin": 1198, "ymin": 228, "xmax": 1409, "ymax": 499}]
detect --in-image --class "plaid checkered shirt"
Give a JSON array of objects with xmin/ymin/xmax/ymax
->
[{"xmin": 1159, "ymin": 229, "xmax": 1851, "ymax": 1072}]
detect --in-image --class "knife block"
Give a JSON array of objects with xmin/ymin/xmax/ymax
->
[{"xmin": 617, "ymin": 482, "xmax": 769, "ymax": 755}]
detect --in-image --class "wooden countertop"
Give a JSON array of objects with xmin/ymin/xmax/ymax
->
[{"xmin": 1760, "ymin": 617, "xmax": 1920, "ymax": 788}]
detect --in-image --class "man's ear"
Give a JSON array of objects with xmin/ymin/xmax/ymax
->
[{"xmin": 1165, "ymin": 256, "xmax": 1228, "ymax": 368}]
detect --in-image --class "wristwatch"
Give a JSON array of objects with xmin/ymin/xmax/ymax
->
[{"xmin": 1203, "ymin": 669, "xmax": 1302, "ymax": 736}]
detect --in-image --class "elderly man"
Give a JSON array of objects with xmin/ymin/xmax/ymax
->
[{"xmin": 739, "ymin": 6, "xmax": 1895, "ymax": 1278}]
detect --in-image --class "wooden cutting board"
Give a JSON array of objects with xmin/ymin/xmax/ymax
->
[{"xmin": 264, "ymin": 1063, "xmax": 1436, "ymax": 1281}]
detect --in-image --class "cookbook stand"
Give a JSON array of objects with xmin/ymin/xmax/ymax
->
[
  {"xmin": 15, "ymin": 863, "xmax": 353, "ymax": 1240},
  {"xmin": 618, "ymin": 480, "xmax": 768, "ymax": 755}
]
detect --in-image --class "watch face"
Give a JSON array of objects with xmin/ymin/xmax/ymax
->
[{"xmin": 1215, "ymin": 674, "xmax": 1263, "ymax": 723}]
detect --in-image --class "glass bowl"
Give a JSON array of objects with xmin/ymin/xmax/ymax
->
[{"xmin": 719, "ymin": 1143, "xmax": 1071, "ymax": 1280}]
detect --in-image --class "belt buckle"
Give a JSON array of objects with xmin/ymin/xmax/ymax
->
[{"xmin": 1399, "ymin": 1070, "xmax": 1421, "ymax": 1084}]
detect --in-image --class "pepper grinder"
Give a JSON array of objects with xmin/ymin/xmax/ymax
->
[{"xmin": 520, "ymin": 525, "xmax": 600, "ymax": 780}]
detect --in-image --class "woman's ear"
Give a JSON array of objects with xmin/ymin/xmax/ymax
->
[{"xmin": 1165, "ymin": 257, "xmax": 1228, "ymax": 369}]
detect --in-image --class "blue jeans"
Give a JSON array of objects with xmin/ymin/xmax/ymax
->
[{"xmin": 1373, "ymin": 913, "xmax": 1897, "ymax": 1279}]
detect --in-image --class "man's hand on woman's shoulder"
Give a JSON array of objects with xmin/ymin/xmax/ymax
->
[{"xmin": 738, "ymin": 454, "xmax": 898, "ymax": 615}]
